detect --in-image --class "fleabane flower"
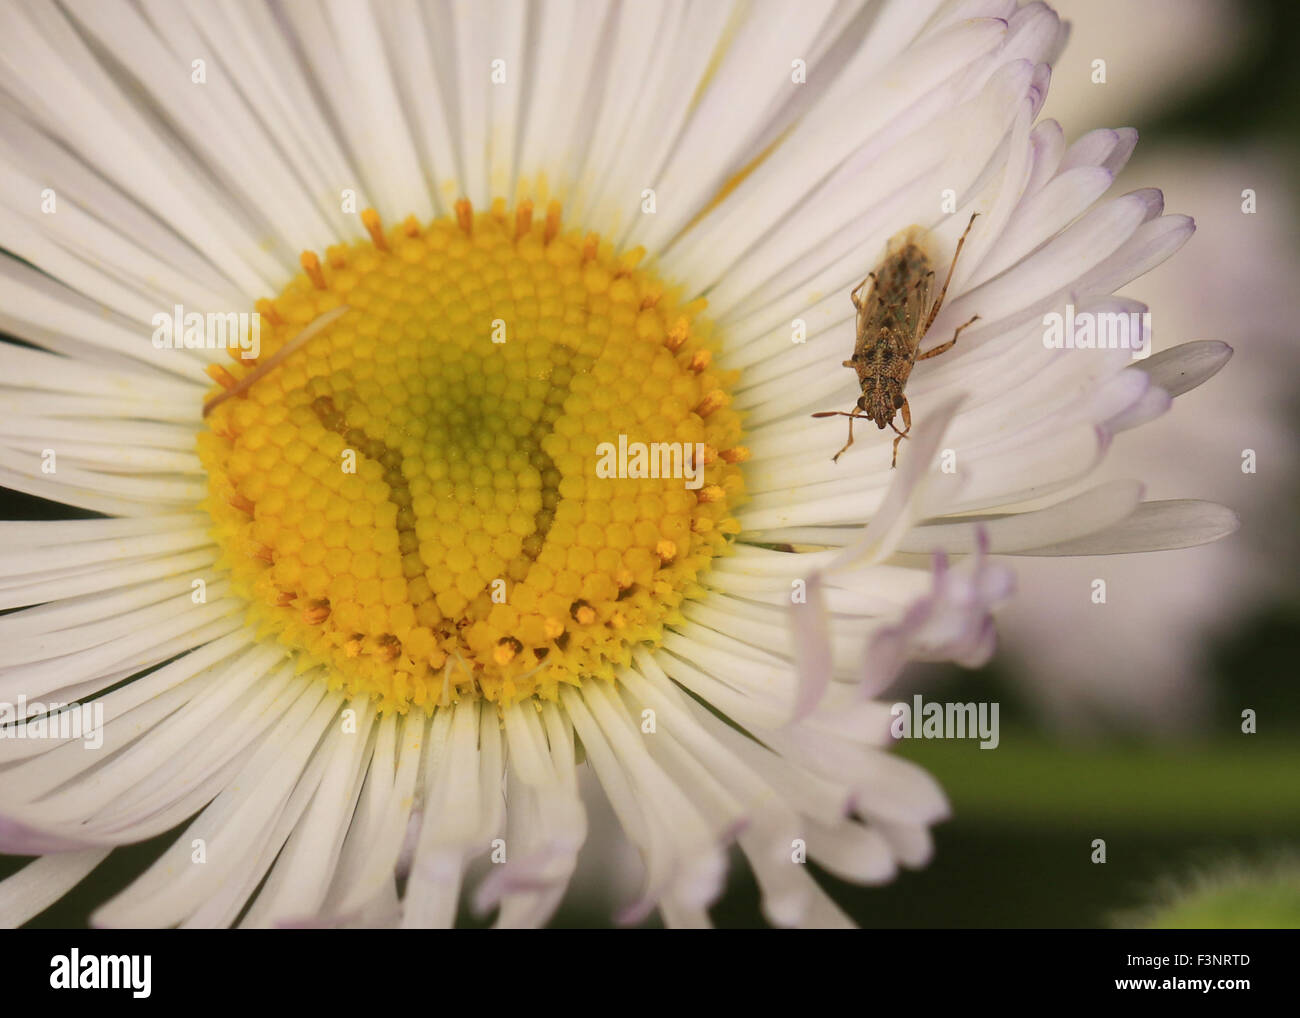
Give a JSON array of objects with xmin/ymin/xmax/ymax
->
[{"xmin": 0, "ymin": 0, "xmax": 1236, "ymax": 929}]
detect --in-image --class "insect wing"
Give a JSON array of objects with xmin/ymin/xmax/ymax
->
[
  {"xmin": 853, "ymin": 274, "xmax": 884, "ymax": 346},
  {"xmin": 892, "ymin": 250, "xmax": 934, "ymax": 357}
]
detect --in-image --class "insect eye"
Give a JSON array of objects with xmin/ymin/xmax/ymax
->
[
  {"xmin": 857, "ymin": 396, "xmax": 868, "ymax": 411},
  {"xmin": 893, "ymin": 393, "xmax": 904, "ymax": 409}
]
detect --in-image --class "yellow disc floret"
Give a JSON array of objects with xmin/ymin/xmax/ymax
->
[{"xmin": 199, "ymin": 201, "xmax": 745, "ymax": 712}]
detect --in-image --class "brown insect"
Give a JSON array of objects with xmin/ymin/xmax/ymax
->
[{"xmin": 814, "ymin": 212, "xmax": 981, "ymax": 466}]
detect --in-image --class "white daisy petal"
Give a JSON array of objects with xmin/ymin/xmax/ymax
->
[
  {"xmin": 473, "ymin": 700, "xmax": 585, "ymax": 928},
  {"xmin": 1010, "ymin": 499, "xmax": 1240, "ymax": 556},
  {"xmin": 241, "ymin": 700, "xmax": 377, "ymax": 928},
  {"xmin": 90, "ymin": 681, "xmax": 341, "ymax": 927},
  {"xmin": 0, "ymin": 848, "xmax": 110, "ymax": 928},
  {"xmin": 401, "ymin": 701, "xmax": 503, "ymax": 928},
  {"xmin": 897, "ymin": 478, "xmax": 1144, "ymax": 553},
  {"xmin": 0, "ymin": 2, "xmax": 284, "ymax": 294},
  {"xmin": 322, "ymin": 712, "xmax": 423, "ymax": 920},
  {"xmin": 1134, "ymin": 339, "xmax": 1233, "ymax": 399}
]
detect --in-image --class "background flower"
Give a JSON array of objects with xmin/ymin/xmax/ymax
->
[{"xmin": 983, "ymin": 0, "xmax": 1300, "ymax": 731}]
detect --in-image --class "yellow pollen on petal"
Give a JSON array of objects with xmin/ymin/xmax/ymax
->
[{"xmin": 199, "ymin": 199, "xmax": 746, "ymax": 712}]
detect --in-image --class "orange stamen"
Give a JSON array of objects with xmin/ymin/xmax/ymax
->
[
  {"xmin": 515, "ymin": 199, "xmax": 534, "ymax": 241},
  {"xmin": 206, "ymin": 363, "xmax": 239, "ymax": 391},
  {"xmin": 302, "ymin": 598, "xmax": 331, "ymax": 625},
  {"xmin": 665, "ymin": 317, "xmax": 690, "ymax": 352},
  {"xmin": 695, "ymin": 389, "xmax": 730, "ymax": 417},
  {"xmin": 361, "ymin": 208, "xmax": 388, "ymax": 251},
  {"xmin": 255, "ymin": 298, "xmax": 283, "ymax": 327},
  {"xmin": 227, "ymin": 492, "xmax": 255, "ymax": 515},
  {"xmin": 544, "ymin": 200, "xmax": 562, "ymax": 244},
  {"xmin": 301, "ymin": 251, "xmax": 327, "ymax": 290}
]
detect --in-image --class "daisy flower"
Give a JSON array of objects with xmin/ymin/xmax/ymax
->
[
  {"xmin": 0, "ymin": 0, "xmax": 1237, "ymax": 929},
  {"xmin": 995, "ymin": 145, "xmax": 1299, "ymax": 731}
]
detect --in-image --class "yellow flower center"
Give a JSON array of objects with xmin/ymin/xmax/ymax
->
[{"xmin": 198, "ymin": 201, "xmax": 746, "ymax": 712}]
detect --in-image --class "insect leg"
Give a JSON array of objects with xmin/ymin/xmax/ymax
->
[
  {"xmin": 889, "ymin": 397, "xmax": 913, "ymax": 468},
  {"xmin": 831, "ymin": 412, "xmax": 865, "ymax": 462},
  {"xmin": 811, "ymin": 409, "xmax": 867, "ymax": 462},
  {"xmin": 922, "ymin": 211, "xmax": 979, "ymax": 333},
  {"xmin": 917, "ymin": 313, "xmax": 981, "ymax": 361},
  {"xmin": 850, "ymin": 272, "xmax": 877, "ymax": 310}
]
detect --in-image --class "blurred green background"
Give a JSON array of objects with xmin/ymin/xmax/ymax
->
[{"xmin": 4, "ymin": 0, "xmax": 1299, "ymax": 928}]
